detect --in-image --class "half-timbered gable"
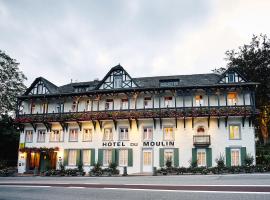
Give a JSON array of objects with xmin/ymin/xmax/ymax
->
[
  {"xmin": 24, "ymin": 77, "xmax": 58, "ymax": 95},
  {"xmin": 219, "ymin": 67, "xmax": 247, "ymax": 84}
]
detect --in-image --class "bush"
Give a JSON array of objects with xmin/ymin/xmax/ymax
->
[
  {"xmin": 245, "ymin": 154, "xmax": 254, "ymax": 167},
  {"xmin": 90, "ymin": 162, "xmax": 102, "ymax": 176},
  {"xmin": 165, "ymin": 160, "xmax": 172, "ymax": 168},
  {"xmin": 189, "ymin": 159, "xmax": 197, "ymax": 168},
  {"xmin": 215, "ymin": 154, "xmax": 225, "ymax": 168}
]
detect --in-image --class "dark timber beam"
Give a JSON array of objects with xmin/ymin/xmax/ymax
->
[
  {"xmin": 76, "ymin": 121, "xmax": 82, "ymax": 131},
  {"xmin": 43, "ymin": 122, "xmax": 51, "ymax": 132},
  {"xmin": 30, "ymin": 122, "xmax": 37, "ymax": 132}
]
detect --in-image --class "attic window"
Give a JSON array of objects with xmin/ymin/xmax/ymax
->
[
  {"xmin": 228, "ymin": 73, "xmax": 235, "ymax": 83},
  {"xmin": 160, "ymin": 79, "xmax": 179, "ymax": 87}
]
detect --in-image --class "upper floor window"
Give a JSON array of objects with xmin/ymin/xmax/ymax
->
[
  {"xmin": 114, "ymin": 75, "xmax": 122, "ymax": 88},
  {"xmin": 119, "ymin": 128, "xmax": 129, "ymax": 140},
  {"xmin": 50, "ymin": 130, "xmax": 64, "ymax": 142},
  {"xmin": 86, "ymin": 100, "xmax": 91, "ymax": 111},
  {"xmin": 56, "ymin": 103, "xmax": 64, "ymax": 113},
  {"xmin": 71, "ymin": 101, "xmax": 78, "ymax": 112},
  {"xmin": 103, "ymin": 128, "xmax": 113, "ymax": 141},
  {"xmin": 143, "ymin": 127, "xmax": 153, "ymax": 141},
  {"xmin": 121, "ymin": 99, "xmax": 128, "ymax": 110},
  {"xmin": 164, "ymin": 96, "xmax": 173, "ymax": 107},
  {"xmin": 37, "ymin": 130, "xmax": 46, "ymax": 142},
  {"xmin": 197, "ymin": 126, "xmax": 206, "ymax": 135},
  {"xmin": 229, "ymin": 125, "xmax": 240, "ymax": 140},
  {"xmin": 144, "ymin": 97, "xmax": 152, "ymax": 108},
  {"xmin": 42, "ymin": 103, "xmax": 48, "ymax": 113},
  {"xmin": 195, "ymin": 95, "xmax": 204, "ymax": 106},
  {"xmin": 105, "ymin": 99, "xmax": 113, "ymax": 110},
  {"xmin": 30, "ymin": 103, "xmax": 35, "ymax": 114},
  {"xmin": 163, "ymin": 127, "xmax": 174, "ymax": 141},
  {"xmin": 228, "ymin": 92, "xmax": 237, "ymax": 105},
  {"xmin": 69, "ymin": 129, "xmax": 78, "ymax": 142},
  {"xmin": 83, "ymin": 129, "xmax": 92, "ymax": 142},
  {"xmin": 37, "ymin": 84, "xmax": 43, "ymax": 94},
  {"xmin": 25, "ymin": 130, "xmax": 33, "ymax": 143}
]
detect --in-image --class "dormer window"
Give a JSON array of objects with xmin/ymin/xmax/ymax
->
[
  {"xmin": 160, "ymin": 79, "xmax": 179, "ymax": 87},
  {"xmin": 105, "ymin": 99, "xmax": 113, "ymax": 110},
  {"xmin": 228, "ymin": 92, "xmax": 237, "ymax": 106},
  {"xmin": 195, "ymin": 95, "xmax": 204, "ymax": 106},
  {"xmin": 114, "ymin": 75, "xmax": 122, "ymax": 88}
]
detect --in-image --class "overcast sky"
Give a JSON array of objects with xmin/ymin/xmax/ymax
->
[{"xmin": 0, "ymin": 0, "xmax": 270, "ymax": 86}]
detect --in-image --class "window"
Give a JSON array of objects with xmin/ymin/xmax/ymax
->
[
  {"xmin": 121, "ymin": 99, "xmax": 128, "ymax": 110},
  {"xmin": 195, "ymin": 95, "xmax": 204, "ymax": 106},
  {"xmin": 42, "ymin": 103, "xmax": 48, "ymax": 113},
  {"xmin": 83, "ymin": 129, "xmax": 92, "ymax": 142},
  {"xmin": 119, "ymin": 149, "xmax": 128, "ymax": 166},
  {"xmin": 228, "ymin": 92, "xmax": 237, "ymax": 106},
  {"xmin": 229, "ymin": 125, "xmax": 241, "ymax": 140},
  {"xmin": 114, "ymin": 75, "xmax": 122, "ymax": 88},
  {"xmin": 56, "ymin": 103, "xmax": 64, "ymax": 113},
  {"xmin": 143, "ymin": 127, "xmax": 153, "ymax": 141},
  {"xmin": 105, "ymin": 99, "xmax": 113, "ymax": 110},
  {"xmin": 163, "ymin": 127, "xmax": 174, "ymax": 141},
  {"xmin": 50, "ymin": 130, "xmax": 63, "ymax": 142},
  {"xmin": 37, "ymin": 130, "xmax": 46, "ymax": 142},
  {"xmin": 197, "ymin": 126, "xmax": 205, "ymax": 135},
  {"xmin": 68, "ymin": 150, "xmax": 77, "ymax": 166},
  {"xmin": 197, "ymin": 149, "xmax": 206, "ymax": 167},
  {"xmin": 164, "ymin": 149, "xmax": 174, "ymax": 166},
  {"xmin": 144, "ymin": 97, "xmax": 152, "ymax": 108},
  {"xmin": 228, "ymin": 73, "xmax": 235, "ymax": 83},
  {"xmin": 143, "ymin": 151, "xmax": 152, "ymax": 165},
  {"xmin": 25, "ymin": 130, "xmax": 33, "ymax": 143},
  {"xmin": 231, "ymin": 149, "xmax": 240, "ymax": 166},
  {"xmin": 160, "ymin": 79, "xmax": 179, "ymax": 87},
  {"xmin": 69, "ymin": 129, "xmax": 78, "ymax": 142},
  {"xmin": 30, "ymin": 103, "xmax": 35, "ymax": 114},
  {"xmin": 86, "ymin": 100, "xmax": 91, "ymax": 111},
  {"xmin": 164, "ymin": 96, "xmax": 173, "ymax": 107},
  {"xmin": 103, "ymin": 128, "xmax": 113, "ymax": 141},
  {"xmin": 82, "ymin": 149, "xmax": 91, "ymax": 166},
  {"xmin": 103, "ymin": 149, "xmax": 113, "ymax": 166},
  {"xmin": 119, "ymin": 128, "xmax": 129, "ymax": 140},
  {"xmin": 71, "ymin": 101, "xmax": 77, "ymax": 112},
  {"xmin": 37, "ymin": 84, "xmax": 43, "ymax": 94}
]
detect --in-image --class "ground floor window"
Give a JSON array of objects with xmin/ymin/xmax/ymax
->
[
  {"xmin": 197, "ymin": 149, "xmax": 206, "ymax": 167},
  {"xmin": 82, "ymin": 149, "xmax": 91, "ymax": 166},
  {"xmin": 143, "ymin": 151, "xmax": 152, "ymax": 166},
  {"xmin": 103, "ymin": 149, "xmax": 112, "ymax": 166},
  {"xmin": 164, "ymin": 149, "xmax": 174, "ymax": 166},
  {"xmin": 231, "ymin": 149, "xmax": 240, "ymax": 166},
  {"xmin": 68, "ymin": 150, "xmax": 77, "ymax": 166},
  {"xmin": 119, "ymin": 149, "xmax": 128, "ymax": 166}
]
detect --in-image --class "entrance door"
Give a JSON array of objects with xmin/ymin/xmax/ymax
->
[{"xmin": 142, "ymin": 149, "xmax": 153, "ymax": 172}]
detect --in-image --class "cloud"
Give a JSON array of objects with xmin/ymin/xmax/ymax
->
[{"xmin": 0, "ymin": 0, "xmax": 269, "ymax": 86}]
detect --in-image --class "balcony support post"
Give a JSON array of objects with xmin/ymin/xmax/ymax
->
[
  {"xmin": 175, "ymin": 118, "xmax": 178, "ymax": 128},
  {"xmin": 135, "ymin": 118, "xmax": 139, "ymax": 129},
  {"xmin": 153, "ymin": 118, "xmax": 156, "ymax": 129},
  {"xmin": 249, "ymin": 117, "xmax": 252, "ymax": 127},
  {"xmin": 217, "ymin": 117, "xmax": 220, "ymax": 128},
  {"xmin": 43, "ymin": 122, "xmax": 51, "ymax": 132},
  {"xmin": 159, "ymin": 118, "xmax": 162, "ymax": 129},
  {"xmin": 30, "ymin": 122, "xmax": 37, "ymax": 132},
  {"xmin": 76, "ymin": 121, "xmax": 82, "ymax": 131},
  {"xmin": 242, "ymin": 116, "xmax": 245, "ymax": 127},
  {"xmin": 98, "ymin": 120, "xmax": 102, "ymax": 130},
  {"xmin": 113, "ymin": 119, "xmax": 117, "ymax": 131},
  {"xmin": 192, "ymin": 117, "xmax": 194, "ymax": 128},
  {"xmin": 128, "ymin": 118, "xmax": 132, "ymax": 129},
  {"xmin": 225, "ymin": 116, "xmax": 228, "ymax": 127},
  {"xmin": 208, "ymin": 116, "xmax": 210, "ymax": 128},
  {"xmin": 60, "ymin": 122, "xmax": 68, "ymax": 132},
  {"xmin": 92, "ymin": 120, "xmax": 97, "ymax": 131},
  {"xmin": 184, "ymin": 117, "xmax": 186, "ymax": 129}
]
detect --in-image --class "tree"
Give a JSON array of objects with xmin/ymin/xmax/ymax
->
[
  {"xmin": 214, "ymin": 34, "xmax": 270, "ymax": 144},
  {"xmin": 0, "ymin": 50, "xmax": 26, "ymax": 167},
  {"xmin": 0, "ymin": 50, "xmax": 27, "ymax": 114}
]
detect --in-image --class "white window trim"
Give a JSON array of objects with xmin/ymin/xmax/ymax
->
[
  {"xmin": 142, "ymin": 127, "xmax": 153, "ymax": 141},
  {"xmin": 231, "ymin": 148, "xmax": 241, "ymax": 166},
  {"xmin": 197, "ymin": 149, "xmax": 206, "ymax": 167},
  {"xmin": 163, "ymin": 126, "xmax": 175, "ymax": 141},
  {"xmin": 37, "ymin": 129, "xmax": 46, "ymax": 143},
  {"xmin": 229, "ymin": 124, "xmax": 241, "ymax": 140},
  {"xmin": 119, "ymin": 127, "xmax": 129, "ymax": 141}
]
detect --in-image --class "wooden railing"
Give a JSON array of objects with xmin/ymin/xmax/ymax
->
[{"xmin": 193, "ymin": 135, "xmax": 211, "ymax": 147}]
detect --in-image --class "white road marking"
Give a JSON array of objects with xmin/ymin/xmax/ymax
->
[
  {"xmin": 104, "ymin": 187, "xmax": 270, "ymax": 194},
  {"xmin": 0, "ymin": 185, "xmax": 51, "ymax": 188},
  {"xmin": 123, "ymin": 184, "xmax": 270, "ymax": 187},
  {"xmin": 68, "ymin": 186, "xmax": 85, "ymax": 189}
]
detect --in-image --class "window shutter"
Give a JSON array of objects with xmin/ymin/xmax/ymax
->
[
  {"xmin": 98, "ymin": 149, "xmax": 103, "ymax": 166},
  {"xmin": 226, "ymin": 147, "xmax": 231, "ymax": 167},
  {"xmin": 112, "ymin": 149, "xmax": 116, "ymax": 164},
  {"xmin": 128, "ymin": 149, "xmax": 133, "ymax": 167},
  {"xmin": 241, "ymin": 147, "xmax": 247, "ymax": 166},
  {"xmin": 91, "ymin": 149, "xmax": 95, "ymax": 166},
  {"xmin": 174, "ymin": 148, "xmax": 179, "ymax": 167},
  {"xmin": 115, "ymin": 149, "xmax": 119, "ymax": 166},
  {"xmin": 159, "ymin": 148, "xmax": 164, "ymax": 167},
  {"xmin": 206, "ymin": 148, "xmax": 212, "ymax": 167},
  {"xmin": 192, "ymin": 148, "xmax": 197, "ymax": 164},
  {"xmin": 76, "ymin": 149, "xmax": 81, "ymax": 166},
  {"xmin": 63, "ymin": 149, "xmax": 69, "ymax": 166}
]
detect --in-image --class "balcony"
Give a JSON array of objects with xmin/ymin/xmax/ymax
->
[
  {"xmin": 15, "ymin": 106, "xmax": 255, "ymax": 124},
  {"xmin": 193, "ymin": 135, "xmax": 211, "ymax": 147}
]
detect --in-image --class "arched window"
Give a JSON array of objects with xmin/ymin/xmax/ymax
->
[{"xmin": 197, "ymin": 126, "xmax": 205, "ymax": 135}]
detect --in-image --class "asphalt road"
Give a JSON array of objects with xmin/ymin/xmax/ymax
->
[{"xmin": 0, "ymin": 174, "xmax": 270, "ymax": 200}]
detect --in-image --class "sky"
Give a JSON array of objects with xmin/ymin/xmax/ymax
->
[{"xmin": 0, "ymin": 0, "xmax": 270, "ymax": 87}]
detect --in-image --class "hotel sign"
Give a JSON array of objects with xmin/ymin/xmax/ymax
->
[{"xmin": 102, "ymin": 141, "xmax": 174, "ymax": 147}]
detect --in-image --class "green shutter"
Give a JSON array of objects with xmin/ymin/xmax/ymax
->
[
  {"xmin": 76, "ymin": 149, "xmax": 81, "ymax": 166},
  {"xmin": 192, "ymin": 148, "xmax": 197, "ymax": 164},
  {"xmin": 115, "ymin": 149, "xmax": 119, "ymax": 166},
  {"xmin": 241, "ymin": 147, "xmax": 247, "ymax": 166},
  {"xmin": 174, "ymin": 148, "xmax": 179, "ymax": 167},
  {"xmin": 159, "ymin": 148, "xmax": 164, "ymax": 167},
  {"xmin": 128, "ymin": 149, "xmax": 133, "ymax": 166},
  {"xmin": 226, "ymin": 147, "xmax": 231, "ymax": 167},
  {"xmin": 91, "ymin": 149, "xmax": 95, "ymax": 166},
  {"xmin": 63, "ymin": 149, "xmax": 69, "ymax": 166},
  {"xmin": 112, "ymin": 149, "xmax": 116, "ymax": 165},
  {"xmin": 206, "ymin": 148, "xmax": 212, "ymax": 167},
  {"xmin": 98, "ymin": 149, "xmax": 103, "ymax": 166}
]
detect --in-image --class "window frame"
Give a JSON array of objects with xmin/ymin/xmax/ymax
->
[
  {"xmin": 197, "ymin": 149, "xmax": 206, "ymax": 167},
  {"xmin": 103, "ymin": 149, "xmax": 113, "ymax": 166},
  {"xmin": 49, "ymin": 129, "xmax": 64, "ymax": 142},
  {"xmin": 103, "ymin": 128, "xmax": 113, "ymax": 141},
  {"xmin": 229, "ymin": 124, "xmax": 241, "ymax": 140},
  {"xmin": 164, "ymin": 96, "xmax": 173, "ymax": 107},
  {"xmin": 231, "ymin": 148, "xmax": 241, "ymax": 166},
  {"xmin": 37, "ymin": 129, "xmax": 46, "ymax": 143},
  {"xmin": 163, "ymin": 126, "xmax": 174, "ymax": 141},
  {"xmin": 119, "ymin": 127, "xmax": 129, "ymax": 141},
  {"xmin": 119, "ymin": 149, "xmax": 128, "ymax": 166},
  {"xmin": 82, "ymin": 149, "xmax": 91, "ymax": 166},
  {"xmin": 68, "ymin": 149, "xmax": 77, "ymax": 166},
  {"xmin": 142, "ymin": 127, "xmax": 153, "ymax": 141},
  {"xmin": 164, "ymin": 148, "xmax": 174, "ymax": 166},
  {"xmin": 69, "ymin": 128, "xmax": 79, "ymax": 142},
  {"xmin": 82, "ymin": 129, "xmax": 92, "ymax": 142},
  {"xmin": 25, "ymin": 130, "xmax": 33, "ymax": 143}
]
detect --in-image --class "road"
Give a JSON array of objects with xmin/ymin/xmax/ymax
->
[{"xmin": 0, "ymin": 174, "xmax": 270, "ymax": 200}]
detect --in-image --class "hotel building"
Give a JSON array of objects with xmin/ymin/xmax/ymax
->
[{"xmin": 16, "ymin": 65, "xmax": 258, "ymax": 174}]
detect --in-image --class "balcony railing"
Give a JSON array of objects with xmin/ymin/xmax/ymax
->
[
  {"xmin": 15, "ymin": 106, "xmax": 256, "ymax": 123},
  {"xmin": 193, "ymin": 135, "xmax": 211, "ymax": 147}
]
